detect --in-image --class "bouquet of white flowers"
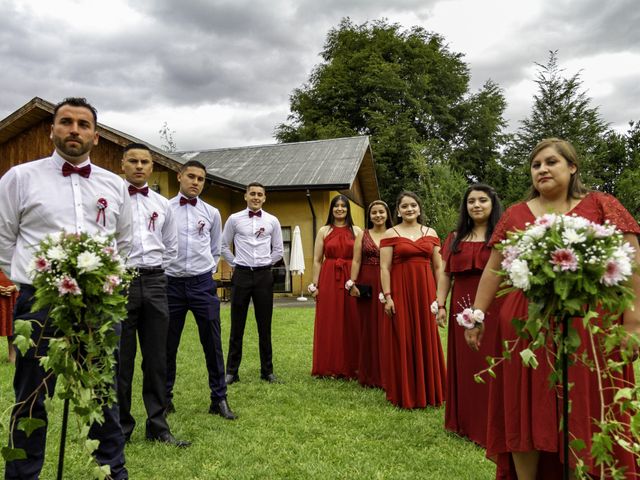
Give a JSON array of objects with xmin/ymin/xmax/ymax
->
[
  {"xmin": 6, "ymin": 231, "xmax": 133, "ymax": 479},
  {"xmin": 496, "ymin": 213, "xmax": 635, "ymax": 363}
]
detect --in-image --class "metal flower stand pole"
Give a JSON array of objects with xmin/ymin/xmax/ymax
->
[
  {"xmin": 57, "ymin": 398, "xmax": 70, "ymax": 480},
  {"xmin": 561, "ymin": 313, "xmax": 570, "ymax": 480}
]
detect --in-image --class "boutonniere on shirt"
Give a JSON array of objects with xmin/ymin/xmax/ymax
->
[
  {"xmin": 96, "ymin": 198, "xmax": 108, "ymax": 226},
  {"xmin": 148, "ymin": 212, "xmax": 158, "ymax": 232},
  {"xmin": 198, "ymin": 220, "xmax": 206, "ymax": 236},
  {"xmin": 256, "ymin": 227, "xmax": 265, "ymax": 238}
]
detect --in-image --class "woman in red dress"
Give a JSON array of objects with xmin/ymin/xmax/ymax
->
[
  {"xmin": 466, "ymin": 138, "xmax": 640, "ymax": 479},
  {"xmin": 348, "ymin": 200, "xmax": 393, "ymax": 388},
  {"xmin": 0, "ymin": 270, "xmax": 17, "ymax": 363},
  {"xmin": 311, "ymin": 194, "xmax": 362, "ymax": 379},
  {"xmin": 435, "ymin": 184, "xmax": 503, "ymax": 446},
  {"xmin": 380, "ymin": 191, "xmax": 446, "ymax": 408}
]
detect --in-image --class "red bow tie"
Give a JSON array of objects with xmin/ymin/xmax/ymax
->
[
  {"xmin": 128, "ymin": 185, "xmax": 149, "ymax": 196},
  {"xmin": 180, "ymin": 196, "xmax": 197, "ymax": 206},
  {"xmin": 62, "ymin": 162, "xmax": 91, "ymax": 178},
  {"xmin": 249, "ymin": 210, "xmax": 262, "ymax": 218}
]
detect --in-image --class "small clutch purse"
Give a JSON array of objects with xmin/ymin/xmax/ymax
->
[{"xmin": 355, "ymin": 284, "xmax": 372, "ymax": 298}]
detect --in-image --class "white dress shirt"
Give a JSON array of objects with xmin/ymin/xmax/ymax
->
[
  {"xmin": 0, "ymin": 151, "xmax": 133, "ymax": 285},
  {"xmin": 221, "ymin": 208, "xmax": 284, "ymax": 268},
  {"xmin": 165, "ymin": 195, "xmax": 221, "ymax": 277},
  {"xmin": 126, "ymin": 181, "xmax": 178, "ymax": 269}
]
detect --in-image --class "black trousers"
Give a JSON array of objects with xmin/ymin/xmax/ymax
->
[
  {"xmin": 117, "ymin": 271, "xmax": 171, "ymax": 439},
  {"xmin": 226, "ymin": 268, "xmax": 274, "ymax": 377},
  {"xmin": 5, "ymin": 285, "xmax": 127, "ymax": 480},
  {"xmin": 166, "ymin": 273, "xmax": 226, "ymax": 402}
]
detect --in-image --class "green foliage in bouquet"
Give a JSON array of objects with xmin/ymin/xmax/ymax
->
[
  {"xmin": 1, "ymin": 231, "xmax": 133, "ymax": 479},
  {"xmin": 483, "ymin": 213, "xmax": 639, "ymax": 478}
]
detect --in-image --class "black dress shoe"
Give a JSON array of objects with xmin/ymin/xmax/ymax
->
[
  {"xmin": 225, "ymin": 373, "xmax": 239, "ymax": 385},
  {"xmin": 163, "ymin": 400, "xmax": 176, "ymax": 417},
  {"xmin": 147, "ymin": 432, "xmax": 191, "ymax": 448},
  {"xmin": 261, "ymin": 373, "xmax": 283, "ymax": 384},
  {"xmin": 209, "ymin": 398, "xmax": 237, "ymax": 420}
]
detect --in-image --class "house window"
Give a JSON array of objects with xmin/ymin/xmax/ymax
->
[{"xmin": 273, "ymin": 226, "xmax": 291, "ymax": 293}]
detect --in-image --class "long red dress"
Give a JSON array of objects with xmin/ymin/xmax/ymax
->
[
  {"xmin": 0, "ymin": 270, "xmax": 17, "ymax": 337},
  {"xmin": 487, "ymin": 192, "xmax": 639, "ymax": 479},
  {"xmin": 442, "ymin": 234, "xmax": 501, "ymax": 447},
  {"xmin": 356, "ymin": 230, "xmax": 385, "ymax": 388},
  {"xmin": 380, "ymin": 233, "xmax": 446, "ymax": 408},
  {"xmin": 312, "ymin": 226, "xmax": 360, "ymax": 379}
]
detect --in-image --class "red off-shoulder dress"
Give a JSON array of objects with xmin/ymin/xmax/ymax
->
[
  {"xmin": 380, "ymin": 233, "xmax": 446, "ymax": 408},
  {"xmin": 487, "ymin": 192, "xmax": 639, "ymax": 479},
  {"xmin": 312, "ymin": 226, "xmax": 361, "ymax": 379},
  {"xmin": 442, "ymin": 234, "xmax": 501, "ymax": 447}
]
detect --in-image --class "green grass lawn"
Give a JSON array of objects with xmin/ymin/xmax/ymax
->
[{"xmin": 0, "ymin": 306, "xmax": 495, "ymax": 479}]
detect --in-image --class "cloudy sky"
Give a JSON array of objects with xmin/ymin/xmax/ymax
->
[{"xmin": 1, "ymin": 0, "xmax": 639, "ymax": 151}]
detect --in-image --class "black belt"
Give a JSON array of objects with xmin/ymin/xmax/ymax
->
[
  {"xmin": 235, "ymin": 264, "xmax": 272, "ymax": 272},
  {"xmin": 134, "ymin": 266, "xmax": 164, "ymax": 275}
]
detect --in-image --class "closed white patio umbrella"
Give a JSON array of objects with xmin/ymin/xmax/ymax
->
[{"xmin": 289, "ymin": 225, "xmax": 307, "ymax": 301}]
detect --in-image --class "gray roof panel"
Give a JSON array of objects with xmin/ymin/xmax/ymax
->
[{"xmin": 177, "ymin": 136, "xmax": 370, "ymax": 189}]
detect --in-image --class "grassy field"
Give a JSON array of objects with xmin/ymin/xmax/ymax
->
[{"xmin": 0, "ymin": 305, "xmax": 495, "ymax": 479}]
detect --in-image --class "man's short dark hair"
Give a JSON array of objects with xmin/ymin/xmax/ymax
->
[
  {"xmin": 123, "ymin": 142, "xmax": 151, "ymax": 154},
  {"xmin": 53, "ymin": 97, "xmax": 98, "ymax": 126},
  {"xmin": 246, "ymin": 182, "xmax": 265, "ymax": 192},
  {"xmin": 180, "ymin": 160, "xmax": 207, "ymax": 173}
]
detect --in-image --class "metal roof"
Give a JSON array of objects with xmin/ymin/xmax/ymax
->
[{"xmin": 177, "ymin": 136, "xmax": 373, "ymax": 191}]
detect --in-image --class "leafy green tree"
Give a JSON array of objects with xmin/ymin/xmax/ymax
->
[
  {"xmin": 276, "ymin": 18, "xmax": 505, "ymax": 204},
  {"xmin": 451, "ymin": 80, "xmax": 507, "ymax": 183},
  {"xmin": 614, "ymin": 121, "xmax": 640, "ymax": 219}
]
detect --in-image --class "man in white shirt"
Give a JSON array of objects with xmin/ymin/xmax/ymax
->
[
  {"xmin": 117, "ymin": 143, "xmax": 190, "ymax": 447},
  {"xmin": 164, "ymin": 161, "xmax": 236, "ymax": 420},
  {"xmin": 221, "ymin": 182, "xmax": 284, "ymax": 384},
  {"xmin": 0, "ymin": 98, "xmax": 130, "ymax": 480}
]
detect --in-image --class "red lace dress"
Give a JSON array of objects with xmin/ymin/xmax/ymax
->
[
  {"xmin": 312, "ymin": 226, "xmax": 360, "ymax": 379},
  {"xmin": 487, "ymin": 192, "xmax": 639, "ymax": 479},
  {"xmin": 0, "ymin": 270, "xmax": 16, "ymax": 336},
  {"xmin": 356, "ymin": 230, "xmax": 385, "ymax": 388},
  {"xmin": 380, "ymin": 234, "xmax": 446, "ymax": 408},
  {"xmin": 442, "ymin": 234, "xmax": 501, "ymax": 447}
]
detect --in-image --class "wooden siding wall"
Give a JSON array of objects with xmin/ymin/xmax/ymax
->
[{"xmin": 0, "ymin": 118, "xmax": 174, "ymax": 179}]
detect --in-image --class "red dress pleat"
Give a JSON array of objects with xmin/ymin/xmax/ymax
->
[
  {"xmin": 0, "ymin": 270, "xmax": 16, "ymax": 337},
  {"xmin": 380, "ymin": 235, "xmax": 446, "ymax": 408},
  {"xmin": 312, "ymin": 226, "xmax": 360, "ymax": 379},
  {"xmin": 486, "ymin": 192, "xmax": 639, "ymax": 479}
]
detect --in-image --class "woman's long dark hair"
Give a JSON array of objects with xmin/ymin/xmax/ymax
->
[
  {"xmin": 394, "ymin": 191, "xmax": 425, "ymax": 226},
  {"xmin": 366, "ymin": 200, "xmax": 393, "ymax": 229},
  {"xmin": 451, "ymin": 184, "xmax": 503, "ymax": 253},
  {"xmin": 324, "ymin": 194, "xmax": 356, "ymax": 236}
]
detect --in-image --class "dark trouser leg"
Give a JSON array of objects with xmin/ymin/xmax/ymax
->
[
  {"xmin": 226, "ymin": 269, "xmax": 252, "ymax": 376},
  {"xmin": 138, "ymin": 273, "xmax": 170, "ymax": 437},
  {"xmin": 91, "ymin": 321, "xmax": 127, "ymax": 480},
  {"xmin": 252, "ymin": 270, "xmax": 274, "ymax": 377},
  {"xmin": 187, "ymin": 275, "xmax": 226, "ymax": 401},
  {"xmin": 166, "ymin": 277, "xmax": 188, "ymax": 401},
  {"xmin": 118, "ymin": 278, "xmax": 141, "ymax": 440}
]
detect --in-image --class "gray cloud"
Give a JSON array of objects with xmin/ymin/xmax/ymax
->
[{"xmin": 0, "ymin": 0, "xmax": 638, "ymax": 149}]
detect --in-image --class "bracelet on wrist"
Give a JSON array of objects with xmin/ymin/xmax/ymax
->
[
  {"xmin": 307, "ymin": 283, "xmax": 318, "ymax": 293},
  {"xmin": 344, "ymin": 279, "xmax": 355, "ymax": 291},
  {"xmin": 378, "ymin": 292, "xmax": 387, "ymax": 304}
]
